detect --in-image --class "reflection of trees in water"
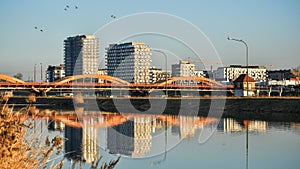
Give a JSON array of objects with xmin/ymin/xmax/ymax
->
[{"xmin": 0, "ymin": 98, "xmax": 120, "ymax": 168}]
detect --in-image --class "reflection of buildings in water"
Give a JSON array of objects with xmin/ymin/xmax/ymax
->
[
  {"xmin": 267, "ymin": 122, "xmax": 291, "ymax": 130},
  {"xmin": 108, "ymin": 120, "xmax": 134, "ymax": 156},
  {"xmin": 248, "ymin": 121, "xmax": 267, "ymax": 132},
  {"xmin": 132, "ymin": 117, "xmax": 152, "ymax": 157},
  {"xmin": 82, "ymin": 118, "xmax": 98, "ymax": 163},
  {"xmin": 179, "ymin": 116, "xmax": 196, "ymax": 138},
  {"xmin": 171, "ymin": 116, "xmax": 207, "ymax": 139},
  {"xmin": 220, "ymin": 118, "xmax": 267, "ymax": 133},
  {"xmin": 107, "ymin": 116, "xmax": 152, "ymax": 157},
  {"xmin": 291, "ymin": 123, "xmax": 300, "ymax": 135},
  {"xmin": 64, "ymin": 117, "xmax": 98, "ymax": 163},
  {"xmin": 48, "ymin": 120, "xmax": 65, "ymax": 132},
  {"xmin": 65, "ymin": 125, "xmax": 82, "ymax": 160}
]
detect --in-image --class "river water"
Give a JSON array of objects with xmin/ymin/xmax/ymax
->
[{"xmin": 28, "ymin": 108, "xmax": 300, "ymax": 169}]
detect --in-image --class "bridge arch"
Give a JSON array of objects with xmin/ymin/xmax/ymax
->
[
  {"xmin": 156, "ymin": 76, "xmax": 226, "ymax": 88},
  {"xmin": 0, "ymin": 74, "xmax": 25, "ymax": 84},
  {"xmin": 54, "ymin": 74, "xmax": 130, "ymax": 86}
]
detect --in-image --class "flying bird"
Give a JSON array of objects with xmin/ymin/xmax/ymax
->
[
  {"xmin": 64, "ymin": 8, "xmax": 67, "ymax": 11},
  {"xmin": 66, "ymin": 5, "xmax": 70, "ymax": 8},
  {"xmin": 75, "ymin": 6, "xmax": 78, "ymax": 9},
  {"xmin": 34, "ymin": 26, "xmax": 44, "ymax": 32},
  {"xmin": 111, "ymin": 15, "xmax": 116, "ymax": 19}
]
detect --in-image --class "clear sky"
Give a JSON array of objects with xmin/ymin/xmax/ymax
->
[{"xmin": 0, "ymin": 0, "xmax": 300, "ymax": 80}]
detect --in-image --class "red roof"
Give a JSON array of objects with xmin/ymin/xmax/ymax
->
[{"xmin": 233, "ymin": 74, "xmax": 255, "ymax": 83}]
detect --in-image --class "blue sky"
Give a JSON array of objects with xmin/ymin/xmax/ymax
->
[{"xmin": 0, "ymin": 0, "xmax": 300, "ymax": 80}]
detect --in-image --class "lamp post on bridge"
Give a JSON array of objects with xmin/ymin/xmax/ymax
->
[{"xmin": 227, "ymin": 37, "xmax": 249, "ymax": 96}]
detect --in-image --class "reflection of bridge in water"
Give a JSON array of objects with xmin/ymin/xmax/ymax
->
[
  {"xmin": 22, "ymin": 108, "xmax": 218, "ymax": 160},
  {"xmin": 26, "ymin": 110, "xmax": 217, "ymax": 129},
  {"xmin": 21, "ymin": 107, "xmax": 271, "ymax": 162},
  {"xmin": 0, "ymin": 74, "xmax": 233, "ymax": 96}
]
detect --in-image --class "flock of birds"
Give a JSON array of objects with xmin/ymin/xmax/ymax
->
[
  {"xmin": 34, "ymin": 4, "xmax": 117, "ymax": 33},
  {"xmin": 64, "ymin": 5, "xmax": 78, "ymax": 11},
  {"xmin": 34, "ymin": 26, "xmax": 44, "ymax": 32}
]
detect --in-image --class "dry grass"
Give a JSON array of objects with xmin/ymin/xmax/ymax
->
[{"xmin": 0, "ymin": 94, "xmax": 120, "ymax": 169}]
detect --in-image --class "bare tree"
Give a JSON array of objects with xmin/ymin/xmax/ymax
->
[{"xmin": 13, "ymin": 72, "xmax": 23, "ymax": 80}]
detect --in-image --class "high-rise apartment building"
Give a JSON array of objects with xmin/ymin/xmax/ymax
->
[
  {"xmin": 106, "ymin": 42, "xmax": 151, "ymax": 83},
  {"xmin": 64, "ymin": 35, "xmax": 99, "ymax": 76},
  {"xmin": 46, "ymin": 64, "xmax": 65, "ymax": 82},
  {"xmin": 171, "ymin": 60, "xmax": 195, "ymax": 77}
]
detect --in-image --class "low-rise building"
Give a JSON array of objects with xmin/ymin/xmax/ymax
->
[
  {"xmin": 149, "ymin": 68, "xmax": 170, "ymax": 83},
  {"xmin": 46, "ymin": 64, "xmax": 65, "ymax": 82},
  {"xmin": 267, "ymin": 69, "xmax": 297, "ymax": 81},
  {"xmin": 194, "ymin": 70, "xmax": 205, "ymax": 78},
  {"xmin": 233, "ymin": 74, "xmax": 256, "ymax": 96},
  {"xmin": 215, "ymin": 65, "xmax": 266, "ymax": 83}
]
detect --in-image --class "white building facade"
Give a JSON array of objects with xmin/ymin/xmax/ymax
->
[
  {"xmin": 64, "ymin": 35, "xmax": 99, "ymax": 76},
  {"xmin": 215, "ymin": 65, "xmax": 267, "ymax": 82},
  {"xmin": 171, "ymin": 60, "xmax": 195, "ymax": 77},
  {"xmin": 106, "ymin": 42, "xmax": 151, "ymax": 83}
]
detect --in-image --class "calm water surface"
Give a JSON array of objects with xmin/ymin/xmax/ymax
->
[{"xmin": 29, "ymin": 109, "xmax": 300, "ymax": 169}]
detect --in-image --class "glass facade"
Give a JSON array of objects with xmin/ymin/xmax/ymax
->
[
  {"xmin": 64, "ymin": 35, "xmax": 99, "ymax": 76},
  {"xmin": 106, "ymin": 42, "xmax": 151, "ymax": 83}
]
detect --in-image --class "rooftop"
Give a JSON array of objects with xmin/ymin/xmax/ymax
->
[{"xmin": 233, "ymin": 74, "xmax": 255, "ymax": 83}]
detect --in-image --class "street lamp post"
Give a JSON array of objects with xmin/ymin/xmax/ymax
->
[
  {"xmin": 151, "ymin": 49, "xmax": 168, "ymax": 97},
  {"xmin": 228, "ymin": 37, "xmax": 249, "ymax": 96}
]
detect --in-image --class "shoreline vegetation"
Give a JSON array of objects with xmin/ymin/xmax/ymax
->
[{"xmin": 0, "ymin": 94, "xmax": 120, "ymax": 169}]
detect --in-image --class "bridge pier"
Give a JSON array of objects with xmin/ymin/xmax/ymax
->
[{"xmin": 268, "ymin": 87, "xmax": 272, "ymax": 97}]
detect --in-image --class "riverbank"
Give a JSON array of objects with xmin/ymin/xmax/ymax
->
[{"xmin": 6, "ymin": 96, "xmax": 300, "ymax": 122}]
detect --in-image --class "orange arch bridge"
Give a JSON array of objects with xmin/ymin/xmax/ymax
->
[
  {"xmin": 148, "ymin": 76, "xmax": 228, "ymax": 93},
  {"xmin": 0, "ymin": 74, "xmax": 25, "ymax": 84},
  {"xmin": 0, "ymin": 74, "xmax": 232, "ymax": 94},
  {"xmin": 54, "ymin": 74, "xmax": 130, "ymax": 86}
]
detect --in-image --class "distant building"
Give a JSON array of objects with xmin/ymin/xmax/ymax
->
[
  {"xmin": 233, "ymin": 74, "xmax": 256, "ymax": 96},
  {"xmin": 171, "ymin": 60, "xmax": 195, "ymax": 77},
  {"xmin": 203, "ymin": 70, "xmax": 215, "ymax": 79},
  {"xmin": 194, "ymin": 70, "xmax": 205, "ymax": 78},
  {"xmin": 97, "ymin": 69, "xmax": 107, "ymax": 76},
  {"xmin": 97, "ymin": 69, "xmax": 107, "ymax": 83},
  {"xmin": 64, "ymin": 35, "xmax": 99, "ymax": 76},
  {"xmin": 267, "ymin": 69, "xmax": 297, "ymax": 81},
  {"xmin": 149, "ymin": 68, "xmax": 171, "ymax": 83},
  {"xmin": 46, "ymin": 64, "xmax": 65, "ymax": 82},
  {"xmin": 215, "ymin": 65, "xmax": 266, "ymax": 83},
  {"xmin": 106, "ymin": 42, "xmax": 151, "ymax": 83}
]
